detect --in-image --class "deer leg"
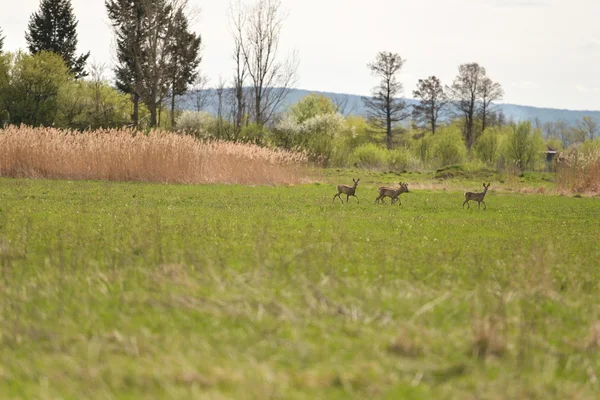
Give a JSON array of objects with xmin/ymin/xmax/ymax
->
[
  {"xmin": 346, "ymin": 194, "xmax": 350, "ymax": 203},
  {"xmin": 463, "ymin": 200, "xmax": 470, "ymax": 209},
  {"xmin": 333, "ymin": 193, "xmax": 343, "ymax": 203},
  {"xmin": 482, "ymin": 201, "xmax": 487, "ymax": 210},
  {"xmin": 478, "ymin": 201, "xmax": 481, "ymax": 209},
  {"xmin": 353, "ymin": 195, "xmax": 359, "ymax": 204}
]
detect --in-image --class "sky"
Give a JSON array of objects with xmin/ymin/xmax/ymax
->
[{"xmin": 2, "ymin": 0, "xmax": 600, "ymax": 111}]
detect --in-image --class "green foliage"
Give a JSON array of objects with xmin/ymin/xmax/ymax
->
[
  {"xmin": 412, "ymin": 134, "xmax": 434, "ymax": 164},
  {"xmin": 289, "ymin": 93, "xmax": 338, "ymax": 123},
  {"xmin": 350, "ymin": 143, "xmax": 388, "ymax": 169},
  {"xmin": 273, "ymin": 112, "xmax": 346, "ymax": 165},
  {"xmin": 475, "ymin": 128, "xmax": 502, "ymax": 165},
  {"xmin": 386, "ymin": 148, "xmax": 413, "ymax": 171},
  {"xmin": 431, "ymin": 127, "xmax": 467, "ymax": 167},
  {"xmin": 0, "ymin": 27, "xmax": 4, "ymax": 53},
  {"xmin": 349, "ymin": 143, "xmax": 414, "ymax": 170},
  {"xmin": 0, "ymin": 51, "xmax": 72, "ymax": 126},
  {"xmin": 55, "ymin": 80, "xmax": 136, "ymax": 130},
  {"xmin": 25, "ymin": 0, "xmax": 89, "ymax": 78},
  {"xmin": 546, "ymin": 138, "xmax": 563, "ymax": 151},
  {"xmin": 503, "ymin": 121, "xmax": 545, "ymax": 170}
]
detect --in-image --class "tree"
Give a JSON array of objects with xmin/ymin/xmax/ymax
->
[
  {"xmin": 191, "ymin": 73, "xmax": 210, "ymax": 112},
  {"xmin": 289, "ymin": 93, "xmax": 337, "ymax": 123},
  {"xmin": 575, "ymin": 116, "xmax": 599, "ymax": 141},
  {"xmin": 479, "ymin": 77, "xmax": 503, "ymax": 133},
  {"xmin": 25, "ymin": 0, "xmax": 89, "ymax": 79},
  {"xmin": 0, "ymin": 28, "xmax": 4, "ymax": 53},
  {"xmin": 504, "ymin": 121, "xmax": 545, "ymax": 170},
  {"xmin": 362, "ymin": 51, "xmax": 409, "ymax": 149},
  {"xmin": 447, "ymin": 63, "xmax": 502, "ymax": 150},
  {"xmin": 2, "ymin": 51, "xmax": 72, "ymax": 126},
  {"xmin": 229, "ymin": 1, "xmax": 248, "ymax": 132},
  {"xmin": 167, "ymin": 6, "xmax": 201, "ymax": 128},
  {"xmin": 412, "ymin": 76, "xmax": 448, "ymax": 134},
  {"xmin": 233, "ymin": 0, "xmax": 298, "ymax": 127},
  {"xmin": 107, "ymin": 0, "xmax": 178, "ymax": 128}
]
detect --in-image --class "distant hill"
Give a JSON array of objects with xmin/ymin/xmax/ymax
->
[{"xmin": 176, "ymin": 88, "xmax": 600, "ymax": 126}]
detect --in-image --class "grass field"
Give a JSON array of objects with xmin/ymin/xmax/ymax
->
[{"xmin": 1, "ymin": 175, "xmax": 599, "ymax": 399}]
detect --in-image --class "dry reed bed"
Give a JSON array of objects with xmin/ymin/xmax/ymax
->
[
  {"xmin": 0, "ymin": 126, "xmax": 308, "ymax": 185},
  {"xmin": 556, "ymin": 148, "xmax": 600, "ymax": 194}
]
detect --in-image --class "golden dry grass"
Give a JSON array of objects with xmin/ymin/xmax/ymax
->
[
  {"xmin": 0, "ymin": 125, "xmax": 309, "ymax": 185},
  {"xmin": 556, "ymin": 148, "xmax": 600, "ymax": 194}
]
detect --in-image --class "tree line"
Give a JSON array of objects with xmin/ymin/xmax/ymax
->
[
  {"xmin": 0, "ymin": 0, "xmax": 597, "ymax": 162},
  {"xmin": 363, "ymin": 51, "xmax": 504, "ymax": 150}
]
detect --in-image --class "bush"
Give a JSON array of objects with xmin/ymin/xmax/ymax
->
[
  {"xmin": 412, "ymin": 134, "xmax": 434, "ymax": 165},
  {"xmin": 273, "ymin": 112, "xmax": 345, "ymax": 165},
  {"xmin": 502, "ymin": 121, "xmax": 545, "ymax": 171},
  {"xmin": 350, "ymin": 143, "xmax": 387, "ymax": 169},
  {"xmin": 56, "ymin": 80, "xmax": 137, "ymax": 130},
  {"xmin": 176, "ymin": 111, "xmax": 214, "ymax": 137},
  {"xmin": 475, "ymin": 130, "xmax": 500, "ymax": 165},
  {"xmin": 432, "ymin": 128, "xmax": 467, "ymax": 167},
  {"xmin": 387, "ymin": 148, "xmax": 413, "ymax": 171}
]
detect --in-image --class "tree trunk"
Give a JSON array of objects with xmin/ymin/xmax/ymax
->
[
  {"xmin": 386, "ymin": 113, "xmax": 392, "ymax": 150},
  {"xmin": 132, "ymin": 93, "xmax": 139, "ymax": 128},
  {"xmin": 171, "ymin": 89, "xmax": 176, "ymax": 128},
  {"xmin": 149, "ymin": 103, "xmax": 157, "ymax": 127}
]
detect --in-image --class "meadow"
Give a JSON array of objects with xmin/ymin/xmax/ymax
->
[{"xmin": 1, "ymin": 175, "xmax": 599, "ymax": 399}]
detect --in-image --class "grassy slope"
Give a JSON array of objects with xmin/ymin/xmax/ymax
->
[{"xmin": 0, "ymin": 177, "xmax": 599, "ymax": 399}]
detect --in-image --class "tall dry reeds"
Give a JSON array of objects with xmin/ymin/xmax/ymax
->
[
  {"xmin": 0, "ymin": 125, "xmax": 308, "ymax": 185},
  {"xmin": 555, "ymin": 148, "xmax": 600, "ymax": 194}
]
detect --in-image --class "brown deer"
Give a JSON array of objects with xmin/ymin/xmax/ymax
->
[
  {"xmin": 375, "ymin": 182, "xmax": 410, "ymax": 205},
  {"xmin": 463, "ymin": 183, "xmax": 491, "ymax": 210},
  {"xmin": 333, "ymin": 178, "xmax": 360, "ymax": 203}
]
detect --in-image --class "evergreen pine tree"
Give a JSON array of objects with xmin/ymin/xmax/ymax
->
[
  {"xmin": 106, "ymin": 0, "xmax": 145, "ymax": 127},
  {"xmin": 0, "ymin": 28, "xmax": 4, "ymax": 53},
  {"xmin": 167, "ymin": 8, "xmax": 201, "ymax": 127},
  {"xmin": 25, "ymin": 0, "xmax": 90, "ymax": 78}
]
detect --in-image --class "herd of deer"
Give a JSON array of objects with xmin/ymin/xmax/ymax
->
[{"xmin": 333, "ymin": 179, "xmax": 492, "ymax": 210}]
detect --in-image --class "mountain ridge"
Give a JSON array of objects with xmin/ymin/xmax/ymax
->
[{"xmin": 176, "ymin": 88, "xmax": 600, "ymax": 126}]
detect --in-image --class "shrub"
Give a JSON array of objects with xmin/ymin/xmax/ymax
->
[
  {"xmin": 475, "ymin": 130, "xmax": 500, "ymax": 165},
  {"xmin": 387, "ymin": 148, "xmax": 413, "ymax": 171},
  {"xmin": 175, "ymin": 111, "xmax": 213, "ymax": 137},
  {"xmin": 432, "ymin": 128, "xmax": 467, "ymax": 167},
  {"xmin": 273, "ymin": 112, "xmax": 345, "ymax": 165},
  {"xmin": 350, "ymin": 143, "xmax": 387, "ymax": 169},
  {"xmin": 502, "ymin": 121, "xmax": 545, "ymax": 171}
]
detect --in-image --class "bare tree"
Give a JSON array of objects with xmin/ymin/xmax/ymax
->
[
  {"xmin": 233, "ymin": 0, "xmax": 298, "ymax": 127},
  {"xmin": 575, "ymin": 116, "xmax": 599, "ymax": 141},
  {"xmin": 447, "ymin": 63, "xmax": 489, "ymax": 149},
  {"xmin": 229, "ymin": 1, "xmax": 248, "ymax": 132},
  {"xmin": 412, "ymin": 76, "xmax": 448, "ymax": 134},
  {"xmin": 362, "ymin": 51, "xmax": 409, "ymax": 149},
  {"xmin": 191, "ymin": 73, "xmax": 210, "ymax": 112},
  {"xmin": 331, "ymin": 93, "xmax": 356, "ymax": 116},
  {"xmin": 479, "ymin": 77, "xmax": 503, "ymax": 133}
]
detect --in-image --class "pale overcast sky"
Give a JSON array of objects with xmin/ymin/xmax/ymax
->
[{"xmin": 1, "ymin": 0, "xmax": 599, "ymax": 110}]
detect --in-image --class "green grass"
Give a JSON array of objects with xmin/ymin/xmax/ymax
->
[{"xmin": 1, "ymin": 177, "xmax": 599, "ymax": 399}]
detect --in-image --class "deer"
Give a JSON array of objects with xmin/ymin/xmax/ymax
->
[
  {"xmin": 333, "ymin": 178, "xmax": 360, "ymax": 204},
  {"xmin": 463, "ymin": 183, "xmax": 491, "ymax": 210},
  {"xmin": 375, "ymin": 182, "xmax": 409, "ymax": 205}
]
